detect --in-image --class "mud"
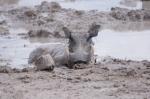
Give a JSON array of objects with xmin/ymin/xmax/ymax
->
[
  {"xmin": 0, "ymin": 1, "xmax": 150, "ymax": 99},
  {"xmin": 0, "ymin": 1, "xmax": 150, "ymax": 37},
  {"xmin": 1, "ymin": 3, "xmax": 150, "ymax": 32},
  {"xmin": 0, "ymin": 58, "xmax": 150, "ymax": 99},
  {"xmin": 110, "ymin": 7, "xmax": 150, "ymax": 21}
]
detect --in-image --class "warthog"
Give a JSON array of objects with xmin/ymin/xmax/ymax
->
[{"xmin": 28, "ymin": 23, "xmax": 100, "ymax": 70}]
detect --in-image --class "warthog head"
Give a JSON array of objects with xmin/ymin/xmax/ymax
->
[{"xmin": 63, "ymin": 23, "xmax": 100, "ymax": 65}]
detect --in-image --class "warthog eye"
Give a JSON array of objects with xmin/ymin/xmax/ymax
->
[
  {"xmin": 87, "ymin": 36, "xmax": 91, "ymax": 42},
  {"xmin": 69, "ymin": 47, "xmax": 73, "ymax": 52}
]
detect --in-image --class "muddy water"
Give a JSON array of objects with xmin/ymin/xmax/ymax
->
[
  {"xmin": 0, "ymin": 28, "xmax": 36, "ymax": 68},
  {"xmin": 0, "ymin": 28, "xmax": 66, "ymax": 68},
  {"xmin": 93, "ymin": 30, "xmax": 150, "ymax": 61},
  {"xmin": 60, "ymin": 0, "xmax": 143, "ymax": 11},
  {"xmin": 1, "ymin": 28, "xmax": 150, "ymax": 68},
  {"xmin": 0, "ymin": 0, "xmax": 142, "ymax": 11}
]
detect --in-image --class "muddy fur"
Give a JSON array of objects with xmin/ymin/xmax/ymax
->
[{"xmin": 28, "ymin": 23, "xmax": 100, "ymax": 70}]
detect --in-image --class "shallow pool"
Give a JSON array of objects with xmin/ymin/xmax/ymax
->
[
  {"xmin": 0, "ymin": 0, "xmax": 143, "ymax": 11},
  {"xmin": 0, "ymin": 28, "xmax": 66, "ymax": 68},
  {"xmin": 1, "ymin": 28, "xmax": 150, "ymax": 68},
  {"xmin": 93, "ymin": 30, "xmax": 150, "ymax": 61}
]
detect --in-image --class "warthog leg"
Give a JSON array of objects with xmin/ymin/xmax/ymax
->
[{"xmin": 35, "ymin": 54, "xmax": 55, "ymax": 71}]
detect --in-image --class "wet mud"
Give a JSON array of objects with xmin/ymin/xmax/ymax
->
[{"xmin": 0, "ymin": 58, "xmax": 150, "ymax": 99}]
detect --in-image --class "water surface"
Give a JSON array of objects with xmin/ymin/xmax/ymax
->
[
  {"xmin": 94, "ymin": 30, "xmax": 150, "ymax": 61},
  {"xmin": 0, "ymin": 0, "xmax": 143, "ymax": 11},
  {"xmin": 0, "ymin": 28, "xmax": 150, "ymax": 68},
  {"xmin": 0, "ymin": 28, "xmax": 66, "ymax": 68}
]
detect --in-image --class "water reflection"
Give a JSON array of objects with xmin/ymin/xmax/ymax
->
[
  {"xmin": 120, "ymin": 0, "xmax": 138, "ymax": 7},
  {"xmin": 119, "ymin": 0, "xmax": 142, "ymax": 9},
  {"xmin": 0, "ymin": 28, "xmax": 67, "ymax": 68},
  {"xmin": 59, "ymin": 0, "xmax": 123, "ymax": 11},
  {"xmin": 0, "ymin": 35, "xmax": 37, "ymax": 68},
  {"xmin": 0, "ymin": 0, "xmax": 19, "ymax": 6},
  {"xmin": 0, "ymin": 0, "xmax": 145, "ymax": 11},
  {"xmin": 142, "ymin": 0, "xmax": 150, "ymax": 10},
  {"xmin": 94, "ymin": 30, "xmax": 150, "ymax": 61},
  {"xmin": 106, "ymin": 21, "xmax": 150, "ymax": 31},
  {"xmin": 29, "ymin": 37, "xmax": 66, "ymax": 43}
]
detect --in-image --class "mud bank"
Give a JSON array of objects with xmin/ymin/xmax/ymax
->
[
  {"xmin": 0, "ymin": 58, "xmax": 150, "ymax": 99},
  {"xmin": 110, "ymin": 7, "xmax": 150, "ymax": 21},
  {"xmin": 0, "ymin": 1, "xmax": 150, "ymax": 37}
]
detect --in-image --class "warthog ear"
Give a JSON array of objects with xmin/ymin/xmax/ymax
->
[
  {"xmin": 88, "ymin": 23, "xmax": 100, "ymax": 37},
  {"xmin": 62, "ymin": 27, "xmax": 71, "ymax": 38}
]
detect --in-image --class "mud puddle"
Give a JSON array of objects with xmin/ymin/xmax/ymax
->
[
  {"xmin": 1, "ymin": 27, "xmax": 150, "ymax": 68},
  {"xmin": 94, "ymin": 29, "xmax": 150, "ymax": 61},
  {"xmin": 0, "ymin": 28, "xmax": 66, "ymax": 68},
  {"xmin": 1, "ymin": 0, "xmax": 142, "ymax": 11},
  {"xmin": 0, "ymin": 28, "xmax": 37, "ymax": 68}
]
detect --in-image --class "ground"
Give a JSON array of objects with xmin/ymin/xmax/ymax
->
[{"xmin": 0, "ymin": 59, "xmax": 150, "ymax": 99}]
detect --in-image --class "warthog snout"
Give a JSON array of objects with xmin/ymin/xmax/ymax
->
[
  {"xmin": 70, "ymin": 51, "xmax": 90, "ymax": 64},
  {"xmin": 63, "ymin": 23, "xmax": 100, "ymax": 65}
]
